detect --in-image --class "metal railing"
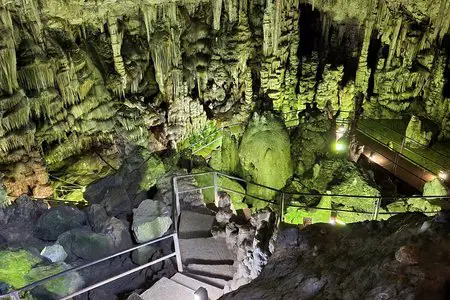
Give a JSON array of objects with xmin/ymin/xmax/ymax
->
[
  {"xmin": 0, "ymin": 180, "xmax": 184, "ymax": 300},
  {"xmin": 173, "ymin": 171, "xmax": 449, "ymax": 225}
]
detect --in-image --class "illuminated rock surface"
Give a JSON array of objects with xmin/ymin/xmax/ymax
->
[{"xmin": 221, "ymin": 212, "xmax": 450, "ymax": 300}]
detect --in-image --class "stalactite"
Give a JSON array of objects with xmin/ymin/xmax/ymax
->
[
  {"xmin": 386, "ymin": 18, "xmax": 402, "ymax": 68},
  {"xmin": 107, "ymin": 16, "xmax": 127, "ymax": 93},
  {"xmin": 0, "ymin": 8, "xmax": 18, "ymax": 94},
  {"xmin": 18, "ymin": 61, "xmax": 55, "ymax": 91},
  {"xmin": 56, "ymin": 61, "xmax": 80, "ymax": 106},
  {"xmin": 212, "ymin": 0, "xmax": 223, "ymax": 31},
  {"xmin": 143, "ymin": 5, "xmax": 158, "ymax": 44}
]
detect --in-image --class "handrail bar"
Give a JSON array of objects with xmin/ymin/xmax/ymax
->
[
  {"xmin": 216, "ymin": 172, "xmax": 449, "ymax": 200},
  {"xmin": 0, "ymin": 232, "xmax": 177, "ymax": 298},
  {"xmin": 359, "ymin": 119, "xmax": 450, "ymax": 166},
  {"xmin": 177, "ymin": 186, "xmax": 214, "ymax": 194},
  {"xmin": 357, "ymin": 126, "xmax": 440, "ymax": 176},
  {"xmin": 59, "ymin": 252, "xmax": 177, "ymax": 300}
]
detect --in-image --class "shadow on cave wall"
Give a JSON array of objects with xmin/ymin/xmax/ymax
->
[{"xmin": 297, "ymin": 4, "xmax": 363, "ymax": 88}]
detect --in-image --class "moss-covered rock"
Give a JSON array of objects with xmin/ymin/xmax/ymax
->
[
  {"xmin": 193, "ymin": 167, "xmax": 247, "ymax": 210},
  {"xmin": 290, "ymin": 112, "xmax": 332, "ymax": 175},
  {"xmin": 0, "ymin": 249, "xmax": 42, "ymax": 288},
  {"xmin": 209, "ymin": 129, "xmax": 240, "ymax": 174},
  {"xmin": 0, "ymin": 185, "xmax": 8, "ymax": 208},
  {"xmin": 239, "ymin": 113, "xmax": 293, "ymax": 209},
  {"xmin": 284, "ymin": 195, "xmax": 332, "ymax": 225},
  {"xmin": 24, "ymin": 262, "xmax": 84, "ymax": 297}
]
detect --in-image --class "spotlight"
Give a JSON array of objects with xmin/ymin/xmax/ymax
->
[
  {"xmin": 335, "ymin": 142, "xmax": 345, "ymax": 152},
  {"xmin": 438, "ymin": 171, "xmax": 448, "ymax": 181}
]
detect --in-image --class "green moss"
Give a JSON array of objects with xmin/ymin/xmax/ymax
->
[
  {"xmin": 209, "ymin": 129, "xmax": 240, "ymax": 174},
  {"xmin": 193, "ymin": 167, "xmax": 247, "ymax": 210},
  {"xmin": 0, "ymin": 250, "xmax": 42, "ymax": 288},
  {"xmin": 239, "ymin": 113, "xmax": 293, "ymax": 209},
  {"xmin": 284, "ymin": 196, "xmax": 332, "ymax": 225},
  {"xmin": 24, "ymin": 263, "xmax": 83, "ymax": 297},
  {"xmin": 139, "ymin": 152, "xmax": 166, "ymax": 191}
]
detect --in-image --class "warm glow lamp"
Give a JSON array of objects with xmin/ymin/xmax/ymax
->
[{"xmin": 438, "ymin": 171, "xmax": 448, "ymax": 181}]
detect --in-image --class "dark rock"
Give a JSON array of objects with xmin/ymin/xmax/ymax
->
[
  {"xmin": 126, "ymin": 293, "xmax": 144, "ymax": 300},
  {"xmin": 57, "ymin": 227, "xmax": 114, "ymax": 261},
  {"xmin": 102, "ymin": 187, "xmax": 131, "ymax": 217},
  {"xmin": 84, "ymin": 174, "xmax": 123, "ymax": 204},
  {"xmin": 36, "ymin": 206, "xmax": 86, "ymax": 241},
  {"xmin": 101, "ymin": 217, "xmax": 133, "ymax": 251},
  {"xmin": 276, "ymin": 226, "xmax": 300, "ymax": 248},
  {"xmin": 3, "ymin": 195, "xmax": 47, "ymax": 224},
  {"xmin": 395, "ymin": 245, "xmax": 419, "ymax": 265},
  {"xmin": 86, "ymin": 204, "xmax": 109, "ymax": 232},
  {"xmin": 131, "ymin": 245, "xmax": 158, "ymax": 265},
  {"xmin": 88, "ymin": 288, "xmax": 118, "ymax": 300},
  {"xmin": 221, "ymin": 214, "xmax": 450, "ymax": 299}
]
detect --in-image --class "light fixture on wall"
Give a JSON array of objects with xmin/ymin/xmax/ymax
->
[{"xmin": 438, "ymin": 171, "xmax": 448, "ymax": 181}]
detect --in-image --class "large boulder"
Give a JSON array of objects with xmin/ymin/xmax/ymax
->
[
  {"xmin": 25, "ymin": 262, "xmax": 84, "ymax": 299},
  {"xmin": 423, "ymin": 178, "xmax": 448, "ymax": 197},
  {"xmin": 101, "ymin": 217, "xmax": 133, "ymax": 250},
  {"xmin": 239, "ymin": 113, "xmax": 293, "ymax": 209},
  {"xmin": 209, "ymin": 128, "xmax": 240, "ymax": 174},
  {"xmin": 290, "ymin": 112, "xmax": 332, "ymax": 176},
  {"xmin": 101, "ymin": 187, "xmax": 132, "ymax": 217},
  {"xmin": 57, "ymin": 227, "xmax": 114, "ymax": 261},
  {"xmin": 132, "ymin": 200, "xmax": 172, "ymax": 243},
  {"xmin": 36, "ymin": 206, "xmax": 87, "ymax": 241},
  {"xmin": 86, "ymin": 204, "xmax": 109, "ymax": 232},
  {"xmin": 1, "ymin": 195, "xmax": 47, "ymax": 225},
  {"xmin": 0, "ymin": 249, "xmax": 42, "ymax": 288}
]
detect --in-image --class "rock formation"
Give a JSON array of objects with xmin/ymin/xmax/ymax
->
[
  {"xmin": 221, "ymin": 212, "xmax": 450, "ymax": 299},
  {"xmin": 0, "ymin": 0, "xmax": 448, "ymax": 198}
]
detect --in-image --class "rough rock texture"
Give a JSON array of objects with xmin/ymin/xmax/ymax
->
[
  {"xmin": 40, "ymin": 244, "xmax": 68, "ymax": 263},
  {"xmin": 222, "ymin": 212, "xmax": 450, "ymax": 300},
  {"xmin": 239, "ymin": 112, "xmax": 293, "ymax": 209},
  {"xmin": 36, "ymin": 206, "xmax": 87, "ymax": 241},
  {"xmin": 131, "ymin": 199, "xmax": 172, "ymax": 243},
  {"xmin": 1, "ymin": 0, "xmax": 448, "ymax": 199}
]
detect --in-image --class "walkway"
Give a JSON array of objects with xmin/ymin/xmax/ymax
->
[
  {"xmin": 141, "ymin": 209, "xmax": 236, "ymax": 300},
  {"xmin": 357, "ymin": 118, "xmax": 450, "ymax": 190}
]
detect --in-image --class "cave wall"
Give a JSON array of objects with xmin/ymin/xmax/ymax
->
[{"xmin": 0, "ymin": 0, "xmax": 449, "ymax": 197}]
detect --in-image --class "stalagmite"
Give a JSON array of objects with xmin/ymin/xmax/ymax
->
[{"xmin": 108, "ymin": 17, "xmax": 127, "ymax": 94}]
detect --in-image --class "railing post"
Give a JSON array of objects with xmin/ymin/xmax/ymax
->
[
  {"xmin": 213, "ymin": 172, "xmax": 218, "ymax": 206},
  {"xmin": 373, "ymin": 197, "xmax": 381, "ymax": 221},
  {"xmin": 172, "ymin": 233, "xmax": 183, "ymax": 273},
  {"xmin": 172, "ymin": 176, "xmax": 181, "ymax": 230},
  {"xmin": 278, "ymin": 192, "xmax": 285, "ymax": 225}
]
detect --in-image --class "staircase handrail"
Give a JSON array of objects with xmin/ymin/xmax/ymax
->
[{"xmin": 173, "ymin": 171, "xmax": 449, "ymax": 221}]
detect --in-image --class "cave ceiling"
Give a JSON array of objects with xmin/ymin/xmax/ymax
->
[{"xmin": 0, "ymin": 0, "xmax": 449, "ymax": 197}]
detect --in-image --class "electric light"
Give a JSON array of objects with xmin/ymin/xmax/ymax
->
[
  {"xmin": 438, "ymin": 171, "xmax": 448, "ymax": 181},
  {"xmin": 335, "ymin": 142, "xmax": 345, "ymax": 152},
  {"xmin": 336, "ymin": 125, "xmax": 347, "ymax": 140}
]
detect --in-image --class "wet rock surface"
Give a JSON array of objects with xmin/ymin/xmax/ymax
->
[{"xmin": 221, "ymin": 212, "xmax": 450, "ymax": 300}]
